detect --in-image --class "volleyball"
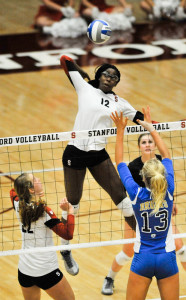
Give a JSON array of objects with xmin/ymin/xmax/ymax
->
[{"xmin": 87, "ymin": 20, "xmax": 111, "ymax": 44}]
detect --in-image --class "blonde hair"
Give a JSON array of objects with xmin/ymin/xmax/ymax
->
[
  {"xmin": 14, "ymin": 173, "xmax": 46, "ymax": 227},
  {"xmin": 141, "ymin": 158, "xmax": 168, "ymax": 214}
]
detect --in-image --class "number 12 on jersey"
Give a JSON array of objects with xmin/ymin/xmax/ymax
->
[{"xmin": 101, "ymin": 98, "xmax": 109, "ymax": 108}]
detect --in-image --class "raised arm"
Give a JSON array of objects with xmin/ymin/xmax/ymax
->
[
  {"xmin": 137, "ymin": 106, "xmax": 170, "ymax": 159},
  {"xmin": 60, "ymin": 55, "xmax": 89, "ymax": 78},
  {"xmin": 110, "ymin": 111, "xmax": 128, "ymax": 166}
]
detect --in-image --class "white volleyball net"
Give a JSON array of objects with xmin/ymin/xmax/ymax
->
[{"xmin": 0, "ymin": 121, "xmax": 186, "ymax": 256}]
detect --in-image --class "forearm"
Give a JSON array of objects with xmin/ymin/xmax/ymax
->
[
  {"xmin": 115, "ymin": 128, "xmax": 124, "ymax": 166},
  {"xmin": 46, "ymin": 215, "xmax": 75, "ymax": 239},
  {"xmin": 151, "ymin": 130, "xmax": 170, "ymax": 159}
]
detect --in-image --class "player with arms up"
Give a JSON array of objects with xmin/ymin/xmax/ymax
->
[
  {"xmin": 102, "ymin": 131, "xmax": 186, "ymax": 295},
  {"xmin": 110, "ymin": 106, "xmax": 179, "ymax": 300},
  {"xmin": 59, "ymin": 55, "xmax": 144, "ymax": 275},
  {"xmin": 10, "ymin": 173, "xmax": 75, "ymax": 300}
]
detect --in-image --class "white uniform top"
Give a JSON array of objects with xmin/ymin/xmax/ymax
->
[
  {"xmin": 68, "ymin": 70, "xmax": 137, "ymax": 151},
  {"xmin": 14, "ymin": 200, "xmax": 59, "ymax": 277}
]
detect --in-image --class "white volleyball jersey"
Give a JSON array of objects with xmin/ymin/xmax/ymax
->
[
  {"xmin": 11, "ymin": 189, "xmax": 74, "ymax": 277},
  {"xmin": 61, "ymin": 56, "xmax": 141, "ymax": 151},
  {"xmin": 14, "ymin": 200, "xmax": 59, "ymax": 276}
]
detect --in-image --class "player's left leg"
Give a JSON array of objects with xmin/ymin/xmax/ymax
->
[
  {"xmin": 88, "ymin": 158, "xmax": 125, "ymax": 204},
  {"xmin": 46, "ymin": 276, "xmax": 75, "ymax": 300},
  {"xmin": 89, "ymin": 158, "xmax": 136, "ymax": 232},
  {"xmin": 157, "ymin": 273, "xmax": 179, "ymax": 300},
  {"xmin": 89, "ymin": 158, "xmax": 133, "ymax": 214},
  {"xmin": 126, "ymin": 271, "xmax": 152, "ymax": 300}
]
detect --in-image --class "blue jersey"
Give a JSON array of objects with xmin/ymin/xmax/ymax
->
[{"xmin": 118, "ymin": 158, "xmax": 175, "ymax": 254}]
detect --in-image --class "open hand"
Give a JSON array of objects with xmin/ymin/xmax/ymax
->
[
  {"xmin": 137, "ymin": 106, "xmax": 155, "ymax": 133},
  {"xmin": 110, "ymin": 111, "xmax": 128, "ymax": 131},
  {"xmin": 143, "ymin": 105, "xmax": 152, "ymax": 123}
]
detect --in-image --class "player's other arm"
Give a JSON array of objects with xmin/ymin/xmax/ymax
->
[
  {"xmin": 119, "ymin": 99, "xmax": 144, "ymax": 125},
  {"xmin": 122, "ymin": 100, "xmax": 158, "ymax": 125},
  {"xmin": 45, "ymin": 198, "xmax": 75, "ymax": 240}
]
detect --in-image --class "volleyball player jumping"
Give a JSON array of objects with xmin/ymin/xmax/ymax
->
[
  {"xmin": 59, "ymin": 55, "xmax": 144, "ymax": 275},
  {"xmin": 102, "ymin": 132, "xmax": 186, "ymax": 295}
]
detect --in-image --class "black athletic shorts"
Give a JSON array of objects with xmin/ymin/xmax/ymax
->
[
  {"xmin": 62, "ymin": 145, "xmax": 110, "ymax": 170},
  {"xmin": 18, "ymin": 268, "xmax": 63, "ymax": 290}
]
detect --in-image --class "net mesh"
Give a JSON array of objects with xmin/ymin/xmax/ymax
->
[{"xmin": 0, "ymin": 121, "xmax": 186, "ymax": 256}]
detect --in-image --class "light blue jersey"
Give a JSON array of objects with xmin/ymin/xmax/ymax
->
[{"xmin": 118, "ymin": 158, "xmax": 175, "ymax": 254}]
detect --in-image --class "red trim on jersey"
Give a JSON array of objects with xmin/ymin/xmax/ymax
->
[
  {"xmin": 45, "ymin": 206, "xmax": 75, "ymax": 240},
  {"xmin": 10, "ymin": 188, "xmax": 19, "ymax": 206},
  {"xmin": 60, "ymin": 55, "xmax": 73, "ymax": 76}
]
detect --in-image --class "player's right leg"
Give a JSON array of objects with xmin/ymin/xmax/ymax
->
[
  {"xmin": 157, "ymin": 273, "xmax": 179, "ymax": 300},
  {"xmin": 89, "ymin": 158, "xmax": 134, "ymax": 217},
  {"xmin": 60, "ymin": 165, "xmax": 86, "ymax": 276},
  {"xmin": 61, "ymin": 146, "xmax": 87, "ymax": 275},
  {"xmin": 46, "ymin": 276, "xmax": 75, "ymax": 300}
]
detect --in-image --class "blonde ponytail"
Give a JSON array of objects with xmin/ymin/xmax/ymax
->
[{"xmin": 141, "ymin": 158, "xmax": 167, "ymax": 215}]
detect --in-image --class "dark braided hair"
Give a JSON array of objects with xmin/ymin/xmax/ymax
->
[{"xmin": 88, "ymin": 63, "xmax": 121, "ymax": 88}]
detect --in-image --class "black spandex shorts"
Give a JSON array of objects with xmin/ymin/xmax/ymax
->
[
  {"xmin": 18, "ymin": 268, "xmax": 63, "ymax": 290},
  {"xmin": 62, "ymin": 145, "xmax": 110, "ymax": 170}
]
